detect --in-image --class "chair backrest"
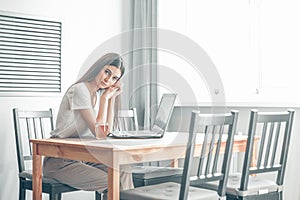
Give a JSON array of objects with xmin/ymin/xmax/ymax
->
[
  {"xmin": 13, "ymin": 108, "xmax": 54, "ymax": 173},
  {"xmin": 179, "ymin": 110, "xmax": 239, "ymax": 200},
  {"xmin": 118, "ymin": 108, "xmax": 162, "ymax": 166},
  {"xmin": 116, "ymin": 108, "xmax": 139, "ymax": 131},
  {"xmin": 239, "ymin": 109, "xmax": 295, "ymax": 191}
]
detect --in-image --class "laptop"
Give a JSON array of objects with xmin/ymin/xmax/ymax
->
[{"xmin": 108, "ymin": 93, "xmax": 177, "ymax": 139}]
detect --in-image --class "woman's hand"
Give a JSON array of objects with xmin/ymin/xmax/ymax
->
[
  {"xmin": 102, "ymin": 81, "xmax": 123, "ymax": 100},
  {"xmin": 111, "ymin": 81, "xmax": 123, "ymax": 98}
]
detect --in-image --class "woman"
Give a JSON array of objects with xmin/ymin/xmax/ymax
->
[{"xmin": 43, "ymin": 53, "xmax": 134, "ymax": 196}]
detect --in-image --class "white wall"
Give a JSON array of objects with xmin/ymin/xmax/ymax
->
[{"xmin": 0, "ymin": 0, "xmax": 122, "ymax": 199}]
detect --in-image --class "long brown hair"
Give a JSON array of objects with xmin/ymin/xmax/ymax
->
[{"xmin": 77, "ymin": 53, "xmax": 125, "ymax": 84}]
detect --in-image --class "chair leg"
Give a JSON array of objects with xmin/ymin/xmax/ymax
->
[
  {"xmin": 49, "ymin": 193, "xmax": 61, "ymax": 200},
  {"xmin": 95, "ymin": 191, "xmax": 102, "ymax": 200},
  {"xmin": 19, "ymin": 179, "xmax": 26, "ymax": 200},
  {"xmin": 19, "ymin": 188, "xmax": 26, "ymax": 200},
  {"xmin": 279, "ymin": 191, "xmax": 283, "ymax": 200}
]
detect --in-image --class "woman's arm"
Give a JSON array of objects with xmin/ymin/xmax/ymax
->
[
  {"xmin": 96, "ymin": 95, "xmax": 109, "ymax": 124},
  {"xmin": 106, "ymin": 82, "xmax": 123, "ymax": 131},
  {"xmin": 81, "ymin": 82, "xmax": 122, "ymax": 137},
  {"xmin": 106, "ymin": 97, "xmax": 115, "ymax": 132},
  {"xmin": 100, "ymin": 82, "xmax": 123, "ymax": 132},
  {"xmin": 79, "ymin": 108, "xmax": 98, "ymax": 136},
  {"xmin": 78, "ymin": 95, "xmax": 110, "ymax": 137},
  {"xmin": 79, "ymin": 95, "xmax": 110, "ymax": 137}
]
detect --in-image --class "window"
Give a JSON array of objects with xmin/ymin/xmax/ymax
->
[
  {"xmin": 0, "ymin": 11, "xmax": 61, "ymax": 94},
  {"xmin": 158, "ymin": 0, "xmax": 300, "ymax": 106}
]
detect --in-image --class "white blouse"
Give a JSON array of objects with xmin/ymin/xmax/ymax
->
[{"xmin": 50, "ymin": 82, "xmax": 97, "ymax": 138}]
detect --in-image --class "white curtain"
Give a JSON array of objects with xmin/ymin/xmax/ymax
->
[{"xmin": 122, "ymin": 0, "xmax": 158, "ymax": 129}]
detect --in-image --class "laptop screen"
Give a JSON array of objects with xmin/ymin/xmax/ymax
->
[{"xmin": 152, "ymin": 93, "xmax": 177, "ymax": 131}]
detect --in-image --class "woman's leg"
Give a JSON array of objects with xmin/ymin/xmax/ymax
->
[
  {"xmin": 43, "ymin": 157, "xmax": 134, "ymax": 193},
  {"xmin": 43, "ymin": 157, "xmax": 108, "ymax": 192},
  {"xmin": 86, "ymin": 162, "xmax": 134, "ymax": 190},
  {"xmin": 119, "ymin": 164, "xmax": 134, "ymax": 190}
]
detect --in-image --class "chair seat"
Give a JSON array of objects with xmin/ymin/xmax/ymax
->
[
  {"xmin": 206, "ymin": 173, "xmax": 281, "ymax": 197},
  {"xmin": 19, "ymin": 170, "xmax": 79, "ymax": 193},
  {"xmin": 120, "ymin": 182, "xmax": 219, "ymax": 200},
  {"xmin": 226, "ymin": 174, "xmax": 281, "ymax": 197},
  {"xmin": 132, "ymin": 166, "xmax": 183, "ymax": 179},
  {"xmin": 132, "ymin": 166, "xmax": 183, "ymax": 187}
]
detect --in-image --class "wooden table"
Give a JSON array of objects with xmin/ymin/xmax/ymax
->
[{"xmin": 30, "ymin": 132, "xmax": 258, "ymax": 200}]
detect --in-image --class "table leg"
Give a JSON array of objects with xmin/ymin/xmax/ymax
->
[
  {"xmin": 170, "ymin": 159, "xmax": 179, "ymax": 168},
  {"xmin": 32, "ymin": 143, "xmax": 42, "ymax": 200},
  {"xmin": 107, "ymin": 166, "xmax": 120, "ymax": 200}
]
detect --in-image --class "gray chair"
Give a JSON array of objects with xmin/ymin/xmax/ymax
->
[
  {"xmin": 120, "ymin": 110, "xmax": 239, "ymax": 200},
  {"xmin": 116, "ymin": 108, "xmax": 139, "ymax": 131},
  {"xmin": 224, "ymin": 109, "xmax": 295, "ymax": 200},
  {"xmin": 116, "ymin": 108, "xmax": 183, "ymax": 187},
  {"xmin": 13, "ymin": 108, "xmax": 101, "ymax": 200}
]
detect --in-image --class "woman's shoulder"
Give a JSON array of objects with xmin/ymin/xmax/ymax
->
[
  {"xmin": 68, "ymin": 82, "xmax": 88, "ymax": 92},
  {"xmin": 72, "ymin": 82, "xmax": 86, "ymax": 89},
  {"xmin": 65, "ymin": 82, "xmax": 89, "ymax": 98}
]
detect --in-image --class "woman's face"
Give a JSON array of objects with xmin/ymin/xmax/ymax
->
[{"xmin": 96, "ymin": 65, "xmax": 122, "ymax": 89}]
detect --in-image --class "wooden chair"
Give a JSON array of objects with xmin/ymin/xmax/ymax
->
[
  {"xmin": 13, "ymin": 108, "xmax": 101, "ymax": 200},
  {"xmin": 116, "ymin": 108, "xmax": 183, "ymax": 187},
  {"xmin": 120, "ymin": 110, "xmax": 239, "ymax": 200},
  {"xmin": 224, "ymin": 109, "xmax": 295, "ymax": 200}
]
